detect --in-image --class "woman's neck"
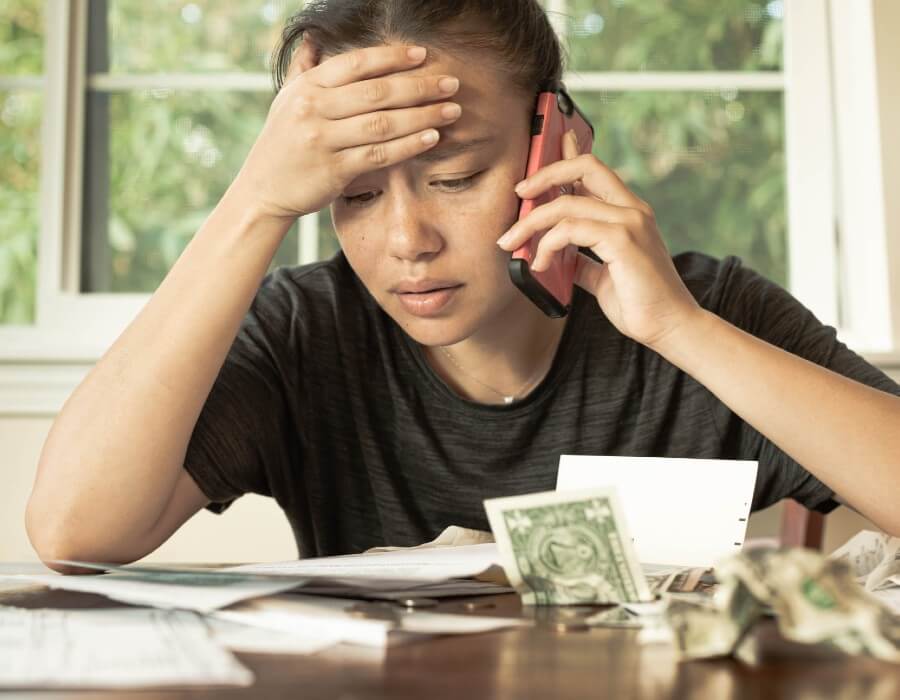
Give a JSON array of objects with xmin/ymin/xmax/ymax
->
[{"xmin": 424, "ymin": 293, "xmax": 570, "ymax": 405}]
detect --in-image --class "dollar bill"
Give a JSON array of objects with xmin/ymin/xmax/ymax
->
[
  {"xmin": 666, "ymin": 547, "xmax": 900, "ymax": 663},
  {"xmin": 665, "ymin": 576, "xmax": 764, "ymax": 659},
  {"xmin": 483, "ymin": 488, "xmax": 652, "ymax": 605}
]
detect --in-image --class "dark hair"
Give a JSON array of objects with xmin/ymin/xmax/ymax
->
[{"xmin": 271, "ymin": 0, "xmax": 566, "ymax": 111}]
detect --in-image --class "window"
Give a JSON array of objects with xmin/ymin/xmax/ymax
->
[
  {"xmin": 557, "ymin": 0, "xmax": 787, "ymax": 286},
  {"xmin": 0, "ymin": 0, "xmax": 898, "ymax": 411},
  {"xmin": 0, "ymin": 1, "xmax": 43, "ymax": 325},
  {"xmin": 79, "ymin": 0, "xmax": 328, "ymax": 293}
]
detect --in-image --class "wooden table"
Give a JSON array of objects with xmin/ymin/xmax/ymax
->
[{"xmin": 2, "ymin": 563, "xmax": 900, "ymax": 699}]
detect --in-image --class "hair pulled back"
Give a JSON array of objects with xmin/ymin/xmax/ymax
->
[{"xmin": 272, "ymin": 0, "xmax": 566, "ymax": 111}]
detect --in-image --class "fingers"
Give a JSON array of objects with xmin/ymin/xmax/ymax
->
[
  {"xmin": 515, "ymin": 152, "xmax": 651, "ymax": 214},
  {"xmin": 335, "ymin": 128, "xmax": 447, "ymax": 176},
  {"xmin": 321, "ymin": 73, "xmax": 460, "ymax": 120},
  {"xmin": 310, "ymin": 44, "xmax": 431, "ymax": 89},
  {"xmin": 574, "ymin": 251, "xmax": 609, "ymax": 296},
  {"xmin": 292, "ymin": 43, "xmax": 464, "ymax": 168},
  {"xmin": 530, "ymin": 218, "xmax": 629, "ymax": 272},
  {"xmin": 327, "ymin": 101, "xmax": 462, "ymax": 151},
  {"xmin": 497, "ymin": 195, "xmax": 644, "ymax": 252}
]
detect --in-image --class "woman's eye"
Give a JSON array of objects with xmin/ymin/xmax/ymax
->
[{"xmin": 341, "ymin": 173, "xmax": 481, "ymax": 207}]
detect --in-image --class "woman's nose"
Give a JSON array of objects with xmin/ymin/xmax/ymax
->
[{"xmin": 385, "ymin": 206, "xmax": 445, "ymax": 262}]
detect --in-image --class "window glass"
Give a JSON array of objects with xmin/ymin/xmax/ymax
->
[
  {"xmin": 566, "ymin": 0, "xmax": 784, "ymax": 72},
  {"xmin": 0, "ymin": 0, "xmax": 43, "ymax": 75},
  {"xmin": 81, "ymin": 89, "xmax": 301, "ymax": 291},
  {"xmin": 0, "ymin": 0, "xmax": 43, "ymax": 325},
  {"xmin": 574, "ymin": 89, "xmax": 787, "ymax": 285},
  {"xmin": 82, "ymin": 2, "xmax": 303, "ymax": 293},
  {"xmin": 0, "ymin": 91, "xmax": 42, "ymax": 324},
  {"xmin": 106, "ymin": 0, "xmax": 295, "ymax": 74}
]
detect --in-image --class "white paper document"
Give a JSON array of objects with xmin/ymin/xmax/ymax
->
[
  {"xmin": 0, "ymin": 570, "xmax": 302, "ymax": 613},
  {"xmin": 0, "ymin": 605, "xmax": 252, "ymax": 689},
  {"xmin": 226, "ymin": 542, "xmax": 502, "ymax": 583},
  {"xmin": 0, "ymin": 542, "xmax": 507, "ymax": 613},
  {"xmin": 206, "ymin": 616, "xmax": 343, "ymax": 655},
  {"xmin": 556, "ymin": 455, "xmax": 758, "ymax": 567}
]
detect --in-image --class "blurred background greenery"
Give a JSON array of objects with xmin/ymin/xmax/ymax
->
[{"xmin": 0, "ymin": 0, "xmax": 785, "ymax": 324}]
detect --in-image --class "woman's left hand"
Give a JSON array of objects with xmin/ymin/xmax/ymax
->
[{"xmin": 497, "ymin": 129, "xmax": 703, "ymax": 350}]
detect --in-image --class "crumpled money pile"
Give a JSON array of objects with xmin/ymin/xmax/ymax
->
[{"xmin": 665, "ymin": 547, "xmax": 900, "ymax": 663}]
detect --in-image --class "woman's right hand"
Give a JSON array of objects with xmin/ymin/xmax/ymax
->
[{"xmin": 231, "ymin": 41, "xmax": 462, "ymax": 221}]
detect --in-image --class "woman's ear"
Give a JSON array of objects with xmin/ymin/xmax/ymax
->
[{"xmin": 285, "ymin": 35, "xmax": 322, "ymax": 83}]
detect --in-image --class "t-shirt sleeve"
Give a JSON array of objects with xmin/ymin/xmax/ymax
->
[
  {"xmin": 696, "ymin": 255, "xmax": 900, "ymax": 514},
  {"xmin": 182, "ymin": 271, "xmax": 298, "ymax": 515}
]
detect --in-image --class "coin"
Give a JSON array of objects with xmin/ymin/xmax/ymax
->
[
  {"xmin": 552, "ymin": 621, "xmax": 590, "ymax": 634},
  {"xmin": 398, "ymin": 597, "xmax": 439, "ymax": 609}
]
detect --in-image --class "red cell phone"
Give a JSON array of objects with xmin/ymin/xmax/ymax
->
[{"xmin": 509, "ymin": 81, "xmax": 595, "ymax": 318}]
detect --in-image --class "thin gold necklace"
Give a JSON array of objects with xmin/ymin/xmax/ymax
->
[{"xmin": 439, "ymin": 335, "xmax": 559, "ymax": 405}]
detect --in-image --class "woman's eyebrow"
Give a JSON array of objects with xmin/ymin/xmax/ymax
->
[{"xmin": 411, "ymin": 136, "xmax": 495, "ymax": 164}]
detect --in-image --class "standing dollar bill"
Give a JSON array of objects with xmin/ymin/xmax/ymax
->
[{"xmin": 484, "ymin": 488, "xmax": 652, "ymax": 605}]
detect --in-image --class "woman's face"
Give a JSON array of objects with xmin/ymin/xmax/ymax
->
[{"xmin": 330, "ymin": 45, "xmax": 535, "ymax": 347}]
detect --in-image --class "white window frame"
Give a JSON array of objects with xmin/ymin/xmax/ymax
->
[{"xmin": 1, "ymin": 0, "xmax": 899, "ymax": 415}]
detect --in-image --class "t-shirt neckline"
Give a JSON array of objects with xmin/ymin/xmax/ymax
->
[{"xmin": 395, "ymin": 288, "xmax": 590, "ymax": 415}]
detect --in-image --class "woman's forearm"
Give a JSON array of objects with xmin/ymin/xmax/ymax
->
[
  {"xmin": 653, "ymin": 309, "xmax": 900, "ymax": 535},
  {"xmin": 26, "ymin": 187, "xmax": 294, "ymax": 565}
]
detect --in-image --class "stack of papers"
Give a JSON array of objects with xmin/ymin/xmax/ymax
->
[{"xmin": 0, "ymin": 529, "xmax": 525, "ymax": 690}]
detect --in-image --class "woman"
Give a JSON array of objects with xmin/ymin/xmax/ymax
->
[{"xmin": 26, "ymin": 0, "xmax": 900, "ymax": 572}]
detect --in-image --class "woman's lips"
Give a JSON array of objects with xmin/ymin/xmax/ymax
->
[{"xmin": 394, "ymin": 285, "xmax": 462, "ymax": 317}]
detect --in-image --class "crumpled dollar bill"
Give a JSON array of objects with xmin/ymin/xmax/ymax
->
[{"xmin": 665, "ymin": 547, "xmax": 900, "ymax": 663}]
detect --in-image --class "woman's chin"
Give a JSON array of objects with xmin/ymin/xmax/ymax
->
[{"xmin": 393, "ymin": 315, "xmax": 475, "ymax": 348}]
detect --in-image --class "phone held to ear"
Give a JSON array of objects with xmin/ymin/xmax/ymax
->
[{"xmin": 509, "ymin": 80, "xmax": 595, "ymax": 318}]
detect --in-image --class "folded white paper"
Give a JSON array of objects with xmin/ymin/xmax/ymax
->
[{"xmin": 556, "ymin": 455, "xmax": 758, "ymax": 567}]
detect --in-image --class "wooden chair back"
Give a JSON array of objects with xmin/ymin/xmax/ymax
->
[{"xmin": 780, "ymin": 499, "xmax": 826, "ymax": 550}]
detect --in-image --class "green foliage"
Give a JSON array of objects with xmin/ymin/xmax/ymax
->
[
  {"xmin": 565, "ymin": 0, "xmax": 783, "ymax": 71},
  {"xmin": 0, "ymin": 0, "xmax": 789, "ymax": 323},
  {"xmin": 577, "ymin": 90, "xmax": 787, "ymax": 284},
  {"xmin": 0, "ymin": 0, "xmax": 42, "ymax": 325},
  {"xmin": 564, "ymin": 0, "xmax": 787, "ymax": 283},
  {"xmin": 0, "ymin": 89, "xmax": 41, "ymax": 325},
  {"xmin": 0, "ymin": 0, "xmax": 43, "ymax": 74},
  {"xmin": 105, "ymin": 0, "xmax": 291, "ymax": 74}
]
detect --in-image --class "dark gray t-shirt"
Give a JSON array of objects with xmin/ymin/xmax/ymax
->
[{"xmin": 183, "ymin": 251, "xmax": 900, "ymax": 557}]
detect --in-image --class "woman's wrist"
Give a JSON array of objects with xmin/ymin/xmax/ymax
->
[
  {"xmin": 220, "ymin": 179, "xmax": 298, "ymax": 241},
  {"xmin": 646, "ymin": 307, "xmax": 723, "ymax": 372}
]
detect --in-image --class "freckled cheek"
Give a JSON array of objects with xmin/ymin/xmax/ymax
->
[{"xmin": 335, "ymin": 230, "xmax": 386, "ymax": 290}]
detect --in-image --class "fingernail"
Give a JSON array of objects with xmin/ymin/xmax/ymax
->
[
  {"xmin": 408, "ymin": 47, "xmax": 427, "ymax": 61},
  {"xmin": 514, "ymin": 180, "xmax": 527, "ymax": 194},
  {"xmin": 439, "ymin": 77, "xmax": 460, "ymax": 93},
  {"xmin": 497, "ymin": 231, "xmax": 513, "ymax": 248},
  {"xmin": 441, "ymin": 103, "xmax": 462, "ymax": 119}
]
